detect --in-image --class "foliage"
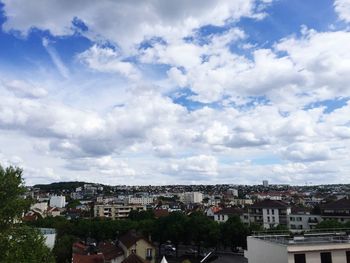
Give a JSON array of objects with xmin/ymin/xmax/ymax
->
[
  {"xmin": 0, "ymin": 226, "xmax": 54, "ymax": 263},
  {"xmin": 0, "ymin": 166, "xmax": 30, "ymax": 231},
  {"xmin": 53, "ymin": 234, "xmax": 76, "ymax": 263},
  {"xmin": 316, "ymin": 219, "xmax": 344, "ymax": 229},
  {"xmin": 0, "ymin": 164, "xmax": 54, "ymax": 262},
  {"xmin": 220, "ymin": 216, "xmax": 249, "ymax": 249}
]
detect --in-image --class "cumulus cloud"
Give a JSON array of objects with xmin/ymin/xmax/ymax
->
[
  {"xmin": 77, "ymin": 45, "xmax": 140, "ymax": 80},
  {"xmin": 1, "ymin": 0, "xmax": 272, "ymax": 53},
  {"xmin": 334, "ymin": 0, "xmax": 350, "ymax": 22}
]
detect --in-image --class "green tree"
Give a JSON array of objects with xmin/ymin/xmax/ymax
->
[
  {"xmin": 53, "ymin": 234, "xmax": 76, "ymax": 263},
  {"xmin": 0, "ymin": 165, "xmax": 54, "ymax": 263},
  {"xmin": 0, "ymin": 166, "xmax": 29, "ymax": 230},
  {"xmin": 221, "ymin": 216, "xmax": 249, "ymax": 250},
  {"xmin": 316, "ymin": 219, "xmax": 344, "ymax": 229}
]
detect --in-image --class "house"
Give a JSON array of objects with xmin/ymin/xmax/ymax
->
[
  {"xmin": 98, "ymin": 242, "xmax": 124, "ymax": 263},
  {"xmin": 214, "ymin": 207, "xmax": 243, "ymax": 223},
  {"xmin": 245, "ymin": 231, "xmax": 350, "ymax": 263},
  {"xmin": 119, "ymin": 230, "xmax": 155, "ymax": 263},
  {"xmin": 288, "ymin": 207, "xmax": 322, "ymax": 231},
  {"xmin": 122, "ymin": 253, "xmax": 147, "ymax": 263},
  {"xmin": 248, "ymin": 199, "xmax": 291, "ymax": 229}
]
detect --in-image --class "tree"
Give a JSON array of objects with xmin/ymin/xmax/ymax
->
[
  {"xmin": 316, "ymin": 219, "xmax": 344, "ymax": 229},
  {"xmin": 0, "ymin": 166, "xmax": 29, "ymax": 231},
  {"xmin": 53, "ymin": 234, "xmax": 76, "ymax": 263},
  {"xmin": 221, "ymin": 216, "xmax": 249, "ymax": 250},
  {"xmin": 0, "ymin": 165, "xmax": 54, "ymax": 263}
]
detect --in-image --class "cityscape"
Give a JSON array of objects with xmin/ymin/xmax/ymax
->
[{"xmin": 1, "ymin": 0, "xmax": 350, "ymax": 262}]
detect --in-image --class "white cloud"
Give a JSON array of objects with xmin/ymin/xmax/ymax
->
[
  {"xmin": 42, "ymin": 38, "xmax": 70, "ymax": 79},
  {"xmin": 77, "ymin": 45, "xmax": 140, "ymax": 80},
  {"xmin": 334, "ymin": 0, "xmax": 350, "ymax": 22},
  {"xmin": 1, "ymin": 0, "xmax": 272, "ymax": 52},
  {"xmin": 2, "ymin": 79, "xmax": 47, "ymax": 98}
]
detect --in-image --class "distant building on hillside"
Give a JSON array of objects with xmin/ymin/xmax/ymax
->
[
  {"xmin": 94, "ymin": 204, "xmax": 145, "ymax": 220},
  {"xmin": 49, "ymin": 195, "xmax": 66, "ymax": 208},
  {"xmin": 263, "ymin": 180, "xmax": 269, "ymax": 187},
  {"xmin": 180, "ymin": 192, "xmax": 203, "ymax": 204}
]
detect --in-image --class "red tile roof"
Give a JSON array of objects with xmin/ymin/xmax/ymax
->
[
  {"xmin": 98, "ymin": 242, "xmax": 123, "ymax": 260},
  {"xmin": 72, "ymin": 253, "xmax": 104, "ymax": 263}
]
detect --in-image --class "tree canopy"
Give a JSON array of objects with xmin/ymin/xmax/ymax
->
[{"xmin": 0, "ymin": 165, "xmax": 54, "ymax": 263}]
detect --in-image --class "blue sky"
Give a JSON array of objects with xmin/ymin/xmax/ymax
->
[{"xmin": 0, "ymin": 0, "xmax": 350, "ymax": 185}]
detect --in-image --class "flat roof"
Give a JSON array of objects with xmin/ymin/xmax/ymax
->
[{"xmin": 251, "ymin": 231, "xmax": 350, "ymax": 246}]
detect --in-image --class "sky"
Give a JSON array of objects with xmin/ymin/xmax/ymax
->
[{"xmin": 1, "ymin": 0, "xmax": 350, "ymax": 186}]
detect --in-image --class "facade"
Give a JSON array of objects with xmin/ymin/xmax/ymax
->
[
  {"xmin": 94, "ymin": 204, "xmax": 146, "ymax": 220},
  {"xmin": 288, "ymin": 212, "xmax": 322, "ymax": 231},
  {"xmin": 245, "ymin": 231, "xmax": 350, "ymax": 263},
  {"xmin": 39, "ymin": 228, "xmax": 56, "ymax": 249},
  {"xmin": 128, "ymin": 197, "xmax": 154, "ymax": 205},
  {"xmin": 119, "ymin": 230, "xmax": 155, "ymax": 263},
  {"xmin": 263, "ymin": 180, "xmax": 269, "ymax": 187},
  {"xmin": 49, "ymin": 195, "xmax": 66, "ymax": 208},
  {"xmin": 180, "ymin": 192, "xmax": 203, "ymax": 204},
  {"xmin": 248, "ymin": 199, "xmax": 291, "ymax": 229},
  {"xmin": 214, "ymin": 207, "xmax": 244, "ymax": 223},
  {"xmin": 321, "ymin": 197, "xmax": 350, "ymax": 223}
]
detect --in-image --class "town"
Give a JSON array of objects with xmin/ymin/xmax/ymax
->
[{"xmin": 22, "ymin": 180, "xmax": 350, "ymax": 263}]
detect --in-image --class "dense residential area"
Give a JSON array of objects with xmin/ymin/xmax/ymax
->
[{"xmin": 19, "ymin": 180, "xmax": 350, "ymax": 262}]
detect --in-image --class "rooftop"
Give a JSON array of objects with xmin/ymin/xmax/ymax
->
[{"xmin": 252, "ymin": 230, "xmax": 350, "ymax": 246}]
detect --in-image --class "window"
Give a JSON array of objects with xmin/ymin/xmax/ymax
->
[
  {"xmin": 346, "ymin": 251, "xmax": 350, "ymax": 263},
  {"xmin": 290, "ymin": 217, "xmax": 295, "ymax": 221},
  {"xmin": 272, "ymin": 209, "xmax": 275, "ymax": 215},
  {"xmin": 320, "ymin": 252, "xmax": 332, "ymax": 263},
  {"xmin": 267, "ymin": 216, "xmax": 270, "ymax": 222},
  {"xmin": 146, "ymin": 248, "xmax": 152, "ymax": 258},
  {"xmin": 267, "ymin": 209, "xmax": 269, "ymax": 214},
  {"xmin": 294, "ymin": 254, "xmax": 306, "ymax": 263},
  {"xmin": 297, "ymin": 217, "xmax": 302, "ymax": 221},
  {"xmin": 272, "ymin": 216, "xmax": 275, "ymax": 222}
]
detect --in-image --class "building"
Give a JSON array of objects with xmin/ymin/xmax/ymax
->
[
  {"xmin": 214, "ymin": 207, "xmax": 244, "ymax": 223},
  {"xmin": 98, "ymin": 242, "xmax": 124, "ymax": 263},
  {"xmin": 94, "ymin": 204, "xmax": 146, "ymax": 220},
  {"xmin": 263, "ymin": 180, "xmax": 269, "ymax": 187},
  {"xmin": 128, "ymin": 197, "xmax": 154, "ymax": 206},
  {"xmin": 321, "ymin": 197, "xmax": 350, "ymax": 223},
  {"xmin": 227, "ymin": 188, "xmax": 239, "ymax": 197},
  {"xmin": 245, "ymin": 231, "xmax": 350, "ymax": 263},
  {"xmin": 119, "ymin": 230, "xmax": 155, "ymax": 263},
  {"xmin": 180, "ymin": 192, "xmax": 203, "ymax": 204},
  {"xmin": 288, "ymin": 208, "xmax": 322, "ymax": 231},
  {"xmin": 49, "ymin": 195, "xmax": 66, "ymax": 208},
  {"xmin": 39, "ymin": 228, "xmax": 56, "ymax": 249},
  {"xmin": 248, "ymin": 199, "xmax": 291, "ymax": 229}
]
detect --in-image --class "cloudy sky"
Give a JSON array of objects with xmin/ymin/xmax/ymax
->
[{"xmin": 1, "ymin": 0, "xmax": 350, "ymax": 185}]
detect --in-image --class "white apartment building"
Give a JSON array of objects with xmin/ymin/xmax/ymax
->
[
  {"xmin": 49, "ymin": 195, "xmax": 66, "ymax": 208},
  {"xmin": 248, "ymin": 199, "xmax": 291, "ymax": 229},
  {"xmin": 180, "ymin": 192, "xmax": 203, "ymax": 204},
  {"xmin": 245, "ymin": 231, "xmax": 350, "ymax": 263},
  {"xmin": 127, "ymin": 196, "xmax": 154, "ymax": 205},
  {"xmin": 94, "ymin": 204, "xmax": 146, "ymax": 220}
]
